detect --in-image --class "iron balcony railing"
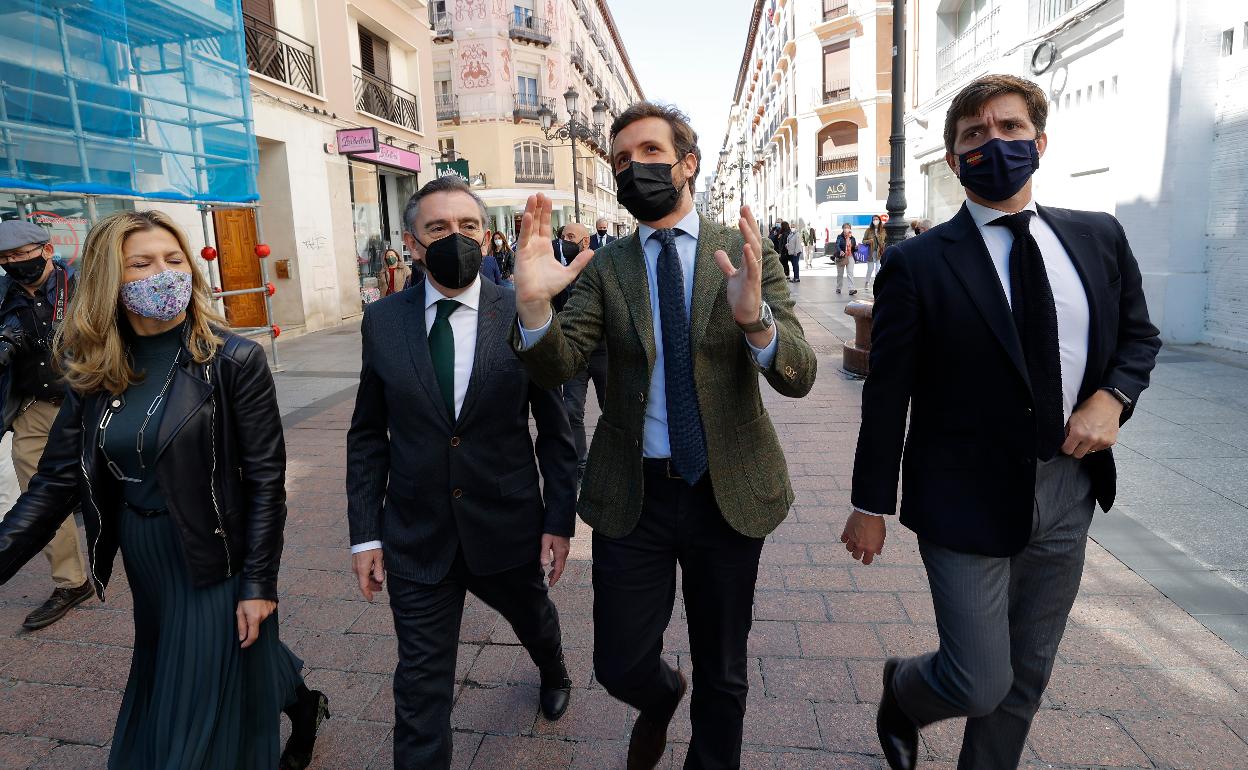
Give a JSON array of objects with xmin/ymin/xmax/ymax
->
[
  {"xmin": 936, "ymin": 6, "xmax": 1001, "ymax": 92},
  {"xmin": 823, "ymin": 0, "xmax": 850, "ymax": 22},
  {"xmin": 824, "ymin": 78, "xmax": 850, "ymax": 103},
  {"xmin": 571, "ymin": 43, "xmax": 586, "ymax": 72},
  {"xmin": 353, "ymin": 67, "xmax": 421, "ymax": 132},
  {"xmin": 430, "ymin": 12, "xmax": 453, "ymax": 40},
  {"xmin": 243, "ymin": 12, "xmax": 318, "ymax": 94},
  {"xmin": 818, "ymin": 153, "xmax": 859, "ymax": 176},
  {"xmin": 513, "ymin": 93, "xmax": 555, "ymax": 121},
  {"xmin": 510, "ymin": 14, "xmax": 552, "ymax": 46},
  {"xmin": 515, "ymin": 162, "xmax": 555, "ymax": 184},
  {"xmin": 436, "ymin": 93, "xmax": 459, "ymax": 122}
]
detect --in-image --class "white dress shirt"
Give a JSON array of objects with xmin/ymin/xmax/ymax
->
[
  {"xmin": 964, "ymin": 198, "xmax": 1089, "ymax": 422},
  {"xmin": 519, "ymin": 208, "xmax": 778, "ymax": 459},
  {"xmin": 855, "ymin": 199, "xmax": 1091, "ymax": 519},
  {"xmin": 351, "ymin": 277, "xmax": 483, "ymax": 555}
]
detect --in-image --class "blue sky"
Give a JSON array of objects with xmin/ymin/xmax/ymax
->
[{"xmin": 611, "ymin": 0, "xmax": 757, "ymax": 188}]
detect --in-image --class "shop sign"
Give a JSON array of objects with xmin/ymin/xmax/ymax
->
[
  {"xmin": 353, "ymin": 142, "xmax": 423, "ymax": 173},
  {"xmin": 336, "ymin": 127, "xmax": 379, "ymax": 154},
  {"xmin": 436, "ymin": 160, "xmax": 470, "ymax": 182},
  {"xmin": 29, "ymin": 211, "xmax": 84, "ymax": 264},
  {"xmin": 816, "ymin": 174, "xmax": 858, "ymax": 203}
]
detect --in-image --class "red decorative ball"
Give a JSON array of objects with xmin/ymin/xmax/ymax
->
[
  {"xmin": 266, "ymin": 282, "xmax": 277, "ymax": 297},
  {"xmin": 201, "ymin": 246, "xmax": 218, "ymax": 261},
  {"xmin": 211, "ymin": 286, "xmax": 221, "ymax": 293},
  {"xmin": 271, "ymin": 325, "xmax": 281, "ymax": 338},
  {"xmin": 254, "ymin": 244, "xmax": 271, "ymax": 258}
]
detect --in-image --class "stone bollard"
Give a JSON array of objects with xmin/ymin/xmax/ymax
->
[{"xmin": 843, "ymin": 300, "xmax": 874, "ymax": 376}]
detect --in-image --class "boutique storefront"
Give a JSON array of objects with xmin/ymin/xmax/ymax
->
[{"xmin": 337, "ymin": 129, "xmax": 422, "ymax": 292}]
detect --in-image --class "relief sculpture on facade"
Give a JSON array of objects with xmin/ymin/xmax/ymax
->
[
  {"xmin": 455, "ymin": 0, "xmax": 486, "ymax": 21},
  {"xmin": 460, "ymin": 43, "xmax": 492, "ymax": 89}
]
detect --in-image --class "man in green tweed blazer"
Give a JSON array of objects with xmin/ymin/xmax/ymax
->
[{"xmin": 510, "ymin": 103, "xmax": 816, "ymax": 770}]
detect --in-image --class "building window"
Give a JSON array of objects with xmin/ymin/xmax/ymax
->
[
  {"xmin": 513, "ymin": 2, "xmax": 534, "ymax": 27},
  {"xmin": 439, "ymin": 137, "xmax": 457, "ymax": 161},
  {"xmin": 1028, "ymin": 0, "xmax": 1093, "ymax": 32},
  {"xmin": 1222, "ymin": 28, "xmax": 1234, "ymax": 57},
  {"xmin": 514, "ymin": 140, "xmax": 553, "ymax": 183},
  {"xmin": 936, "ymin": 0, "xmax": 1000, "ymax": 92},
  {"xmin": 516, "ymin": 75, "xmax": 538, "ymax": 108},
  {"xmin": 822, "ymin": 41, "xmax": 850, "ymax": 103},
  {"xmin": 816, "ymin": 121, "xmax": 858, "ymax": 176},
  {"xmin": 358, "ymin": 26, "xmax": 391, "ymax": 81}
]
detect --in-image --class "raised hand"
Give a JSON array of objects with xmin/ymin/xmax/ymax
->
[
  {"xmin": 514, "ymin": 194, "xmax": 594, "ymax": 328},
  {"xmin": 714, "ymin": 205, "xmax": 768, "ymax": 330}
]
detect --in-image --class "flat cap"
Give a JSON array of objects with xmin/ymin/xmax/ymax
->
[{"xmin": 0, "ymin": 221, "xmax": 51, "ymax": 253}]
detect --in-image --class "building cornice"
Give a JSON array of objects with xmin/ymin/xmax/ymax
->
[
  {"xmin": 595, "ymin": 0, "xmax": 645, "ymax": 100},
  {"xmin": 731, "ymin": 0, "xmax": 767, "ymax": 106}
]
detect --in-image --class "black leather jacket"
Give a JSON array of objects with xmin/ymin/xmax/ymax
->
[{"xmin": 0, "ymin": 331, "xmax": 286, "ymax": 602}]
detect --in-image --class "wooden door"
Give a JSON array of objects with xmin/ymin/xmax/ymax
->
[{"xmin": 213, "ymin": 208, "xmax": 267, "ymax": 329}]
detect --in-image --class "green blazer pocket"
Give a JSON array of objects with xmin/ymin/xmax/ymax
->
[{"xmin": 736, "ymin": 413, "xmax": 787, "ymax": 502}]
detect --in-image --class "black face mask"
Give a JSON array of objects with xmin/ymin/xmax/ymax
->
[
  {"xmin": 615, "ymin": 161, "xmax": 687, "ymax": 222},
  {"xmin": 418, "ymin": 233, "xmax": 483, "ymax": 289},
  {"xmin": 3, "ymin": 253, "xmax": 48, "ymax": 286},
  {"xmin": 596, "ymin": 229, "xmax": 608, "ymax": 237},
  {"xmin": 560, "ymin": 239, "xmax": 580, "ymax": 262}
]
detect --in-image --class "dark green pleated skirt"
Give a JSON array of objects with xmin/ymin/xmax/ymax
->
[{"xmin": 109, "ymin": 506, "xmax": 305, "ymax": 770}]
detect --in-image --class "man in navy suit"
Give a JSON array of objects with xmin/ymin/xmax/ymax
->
[
  {"xmin": 589, "ymin": 217, "xmax": 616, "ymax": 250},
  {"xmin": 842, "ymin": 74, "xmax": 1161, "ymax": 770}
]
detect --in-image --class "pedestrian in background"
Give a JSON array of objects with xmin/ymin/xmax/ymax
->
[
  {"xmin": 802, "ymin": 225, "xmax": 815, "ymax": 270},
  {"xmin": 863, "ymin": 215, "xmax": 886, "ymax": 293},
  {"xmin": 590, "ymin": 217, "xmax": 617, "ymax": 250},
  {"xmin": 0, "ymin": 220, "xmax": 92, "ymax": 631},
  {"xmin": 379, "ymin": 248, "xmax": 411, "ymax": 298},
  {"xmin": 347, "ymin": 177, "xmax": 577, "ymax": 770},
  {"xmin": 782, "ymin": 221, "xmax": 801, "ymax": 283},
  {"xmin": 770, "ymin": 223, "xmax": 788, "ymax": 278},
  {"xmin": 0, "ymin": 211, "xmax": 327, "ymax": 770},
  {"xmin": 834, "ymin": 222, "xmax": 858, "ymax": 296},
  {"xmin": 845, "ymin": 74, "xmax": 1161, "ymax": 770},
  {"xmin": 491, "ymin": 232, "xmax": 515, "ymax": 288}
]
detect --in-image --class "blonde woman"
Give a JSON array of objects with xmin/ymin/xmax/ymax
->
[
  {"xmin": 863, "ymin": 215, "xmax": 887, "ymax": 293},
  {"xmin": 0, "ymin": 211, "xmax": 327, "ymax": 770}
]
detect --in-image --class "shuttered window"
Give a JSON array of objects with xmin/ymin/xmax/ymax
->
[{"xmin": 359, "ymin": 26, "xmax": 391, "ymax": 81}]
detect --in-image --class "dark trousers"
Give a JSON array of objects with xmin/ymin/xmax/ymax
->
[
  {"xmin": 892, "ymin": 455, "xmax": 1095, "ymax": 769},
  {"xmin": 561, "ymin": 346, "xmax": 608, "ymax": 474},
  {"xmin": 592, "ymin": 464, "xmax": 765, "ymax": 770},
  {"xmin": 785, "ymin": 253, "xmax": 800, "ymax": 280},
  {"xmin": 388, "ymin": 553, "xmax": 563, "ymax": 770}
]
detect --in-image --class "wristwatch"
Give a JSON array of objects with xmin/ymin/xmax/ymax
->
[
  {"xmin": 1101, "ymin": 387, "xmax": 1133, "ymax": 409},
  {"xmin": 738, "ymin": 302, "xmax": 774, "ymax": 333}
]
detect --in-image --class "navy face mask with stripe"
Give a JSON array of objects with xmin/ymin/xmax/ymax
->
[{"xmin": 957, "ymin": 137, "xmax": 1040, "ymax": 202}]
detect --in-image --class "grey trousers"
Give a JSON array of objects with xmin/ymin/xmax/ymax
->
[{"xmin": 892, "ymin": 455, "xmax": 1095, "ymax": 770}]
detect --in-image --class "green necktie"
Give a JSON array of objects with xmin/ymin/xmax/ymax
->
[{"xmin": 428, "ymin": 299, "xmax": 460, "ymax": 419}]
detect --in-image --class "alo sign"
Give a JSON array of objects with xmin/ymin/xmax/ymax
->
[{"xmin": 816, "ymin": 174, "xmax": 858, "ymax": 203}]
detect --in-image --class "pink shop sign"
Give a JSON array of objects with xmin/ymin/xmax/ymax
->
[
  {"xmin": 335, "ymin": 127, "xmax": 379, "ymax": 154},
  {"xmin": 353, "ymin": 142, "xmax": 423, "ymax": 173}
]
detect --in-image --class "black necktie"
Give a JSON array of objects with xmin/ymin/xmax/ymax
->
[
  {"xmin": 653, "ymin": 228, "xmax": 708, "ymax": 483},
  {"xmin": 989, "ymin": 211, "xmax": 1065, "ymax": 461}
]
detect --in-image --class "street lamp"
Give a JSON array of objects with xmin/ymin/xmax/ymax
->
[
  {"xmin": 719, "ymin": 137, "xmax": 749, "ymax": 215},
  {"xmin": 539, "ymin": 88, "xmax": 609, "ymax": 225},
  {"xmin": 884, "ymin": 0, "xmax": 909, "ymax": 249}
]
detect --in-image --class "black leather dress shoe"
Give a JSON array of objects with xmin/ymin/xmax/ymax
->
[
  {"xmin": 627, "ymin": 670, "xmax": 687, "ymax": 770},
  {"xmin": 22, "ymin": 581, "xmax": 94, "ymax": 630},
  {"xmin": 539, "ymin": 657, "xmax": 572, "ymax": 721},
  {"xmin": 878, "ymin": 659, "xmax": 919, "ymax": 770}
]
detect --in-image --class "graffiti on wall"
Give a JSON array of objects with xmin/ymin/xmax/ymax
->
[
  {"xmin": 459, "ymin": 43, "xmax": 492, "ymax": 89},
  {"xmin": 455, "ymin": 0, "xmax": 487, "ymax": 21}
]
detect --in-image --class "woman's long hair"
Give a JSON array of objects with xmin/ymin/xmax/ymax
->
[{"xmin": 55, "ymin": 210, "xmax": 225, "ymax": 395}]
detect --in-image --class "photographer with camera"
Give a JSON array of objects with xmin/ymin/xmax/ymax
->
[{"xmin": 0, "ymin": 220, "xmax": 91, "ymax": 629}]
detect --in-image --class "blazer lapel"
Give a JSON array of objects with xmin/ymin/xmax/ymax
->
[
  {"xmin": 153, "ymin": 363, "xmax": 212, "ymax": 463},
  {"xmin": 1037, "ymin": 205, "xmax": 1102, "ymax": 398},
  {"xmin": 939, "ymin": 205, "xmax": 1030, "ymax": 390},
  {"xmin": 455, "ymin": 280, "xmax": 504, "ymax": 427},
  {"xmin": 404, "ymin": 279, "xmax": 453, "ymax": 428},
  {"xmin": 690, "ymin": 215, "xmax": 727, "ymax": 349},
  {"xmin": 612, "ymin": 232, "xmax": 656, "ymax": 371}
]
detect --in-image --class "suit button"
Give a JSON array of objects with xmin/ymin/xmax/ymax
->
[
  {"xmin": 450, "ymin": 437, "xmax": 460, "ymax": 447},
  {"xmin": 637, "ymin": 392, "xmax": 644, "ymax": 403},
  {"xmin": 1026, "ymin": 407, "xmax": 1033, "ymax": 415},
  {"xmin": 453, "ymin": 489, "xmax": 463, "ymax": 499}
]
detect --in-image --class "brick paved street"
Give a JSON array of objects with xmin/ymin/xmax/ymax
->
[{"xmin": 1, "ymin": 277, "xmax": 1247, "ymax": 769}]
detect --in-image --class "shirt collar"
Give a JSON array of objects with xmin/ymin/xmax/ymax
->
[
  {"xmin": 638, "ymin": 207, "xmax": 701, "ymax": 247},
  {"xmin": 424, "ymin": 275, "xmax": 481, "ymax": 312},
  {"xmin": 965, "ymin": 197, "xmax": 1039, "ymax": 230}
]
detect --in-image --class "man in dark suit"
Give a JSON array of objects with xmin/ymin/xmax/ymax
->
[
  {"xmin": 842, "ymin": 75, "xmax": 1161, "ymax": 770},
  {"xmin": 511, "ymin": 102, "xmax": 817, "ymax": 769},
  {"xmin": 346, "ymin": 176, "xmax": 579, "ymax": 770},
  {"xmin": 590, "ymin": 217, "xmax": 617, "ymax": 250}
]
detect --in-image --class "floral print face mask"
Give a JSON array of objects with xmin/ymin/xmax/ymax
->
[{"xmin": 121, "ymin": 269, "xmax": 193, "ymax": 322}]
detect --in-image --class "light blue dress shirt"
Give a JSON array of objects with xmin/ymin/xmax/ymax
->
[{"xmin": 521, "ymin": 208, "xmax": 778, "ymax": 459}]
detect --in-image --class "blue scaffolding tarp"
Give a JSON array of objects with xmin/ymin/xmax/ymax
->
[{"xmin": 0, "ymin": 0, "xmax": 258, "ymax": 204}]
